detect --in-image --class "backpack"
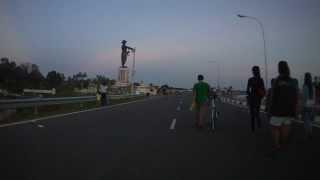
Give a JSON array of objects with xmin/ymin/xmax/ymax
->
[
  {"xmin": 249, "ymin": 77, "xmax": 265, "ymax": 98},
  {"xmin": 271, "ymin": 77, "xmax": 298, "ymax": 117},
  {"xmin": 256, "ymin": 86, "xmax": 266, "ymax": 98}
]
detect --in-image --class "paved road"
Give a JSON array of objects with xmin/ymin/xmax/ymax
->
[{"xmin": 1, "ymin": 94, "xmax": 319, "ymax": 179}]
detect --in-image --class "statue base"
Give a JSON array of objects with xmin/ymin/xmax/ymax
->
[
  {"xmin": 114, "ymin": 66, "xmax": 130, "ymax": 87},
  {"xmin": 118, "ymin": 67, "xmax": 129, "ymax": 83}
]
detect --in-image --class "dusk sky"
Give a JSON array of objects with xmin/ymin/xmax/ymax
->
[{"xmin": 1, "ymin": 0, "xmax": 319, "ymax": 89}]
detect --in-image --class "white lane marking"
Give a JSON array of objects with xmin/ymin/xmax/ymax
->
[
  {"xmin": 0, "ymin": 97, "xmax": 159, "ymax": 128},
  {"xmin": 170, "ymin": 118, "xmax": 177, "ymax": 130},
  {"xmin": 37, "ymin": 124, "xmax": 44, "ymax": 128}
]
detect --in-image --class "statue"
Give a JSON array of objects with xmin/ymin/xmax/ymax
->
[{"xmin": 121, "ymin": 40, "xmax": 135, "ymax": 68}]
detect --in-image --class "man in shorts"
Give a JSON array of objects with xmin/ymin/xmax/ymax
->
[
  {"xmin": 269, "ymin": 61, "xmax": 299, "ymax": 152},
  {"xmin": 193, "ymin": 74, "xmax": 210, "ymax": 128}
]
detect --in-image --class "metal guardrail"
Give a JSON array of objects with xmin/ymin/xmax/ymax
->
[
  {"xmin": 220, "ymin": 96, "xmax": 320, "ymax": 126},
  {"xmin": 220, "ymin": 96, "xmax": 249, "ymax": 107},
  {"xmin": 0, "ymin": 94, "xmax": 145, "ymax": 109},
  {"xmin": 220, "ymin": 96, "xmax": 320, "ymax": 111}
]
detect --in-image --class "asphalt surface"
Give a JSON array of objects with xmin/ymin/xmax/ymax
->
[{"xmin": 1, "ymin": 94, "xmax": 319, "ymax": 180}]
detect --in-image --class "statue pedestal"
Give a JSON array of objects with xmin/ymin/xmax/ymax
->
[
  {"xmin": 119, "ymin": 67, "xmax": 129, "ymax": 83},
  {"xmin": 114, "ymin": 67, "xmax": 130, "ymax": 87}
]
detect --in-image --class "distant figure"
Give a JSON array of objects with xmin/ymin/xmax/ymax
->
[
  {"xmin": 269, "ymin": 61, "xmax": 298, "ymax": 154},
  {"xmin": 302, "ymin": 72, "xmax": 314, "ymax": 139},
  {"xmin": 99, "ymin": 82, "xmax": 108, "ymax": 106},
  {"xmin": 227, "ymin": 86, "xmax": 233, "ymax": 96},
  {"xmin": 121, "ymin": 40, "xmax": 135, "ymax": 67},
  {"xmin": 193, "ymin": 74, "xmax": 210, "ymax": 128},
  {"xmin": 315, "ymin": 76, "xmax": 320, "ymax": 105},
  {"xmin": 246, "ymin": 66, "xmax": 265, "ymax": 132}
]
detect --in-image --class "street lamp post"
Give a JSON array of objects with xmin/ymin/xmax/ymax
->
[
  {"xmin": 131, "ymin": 48, "xmax": 136, "ymax": 95},
  {"xmin": 237, "ymin": 14, "xmax": 269, "ymax": 89}
]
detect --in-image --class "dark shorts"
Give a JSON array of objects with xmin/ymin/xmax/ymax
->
[{"xmin": 196, "ymin": 99, "xmax": 209, "ymax": 110}]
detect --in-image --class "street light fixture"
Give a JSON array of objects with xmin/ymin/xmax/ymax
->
[
  {"xmin": 237, "ymin": 14, "xmax": 247, "ymax": 18},
  {"xmin": 237, "ymin": 14, "xmax": 269, "ymax": 89}
]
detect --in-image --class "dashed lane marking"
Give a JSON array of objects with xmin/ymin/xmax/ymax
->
[{"xmin": 170, "ymin": 118, "xmax": 177, "ymax": 130}]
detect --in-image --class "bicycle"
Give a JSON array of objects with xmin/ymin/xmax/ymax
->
[{"xmin": 209, "ymin": 96, "xmax": 219, "ymax": 131}]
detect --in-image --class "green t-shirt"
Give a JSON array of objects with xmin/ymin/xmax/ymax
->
[{"xmin": 193, "ymin": 81, "xmax": 210, "ymax": 104}]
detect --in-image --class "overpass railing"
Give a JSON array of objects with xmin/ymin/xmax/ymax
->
[{"xmin": 220, "ymin": 95, "xmax": 320, "ymax": 126}]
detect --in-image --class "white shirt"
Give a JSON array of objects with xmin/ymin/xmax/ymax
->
[{"xmin": 99, "ymin": 85, "xmax": 108, "ymax": 94}]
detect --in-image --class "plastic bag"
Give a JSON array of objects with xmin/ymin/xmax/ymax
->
[
  {"xmin": 190, "ymin": 100, "xmax": 197, "ymax": 111},
  {"xmin": 96, "ymin": 94, "xmax": 101, "ymax": 101}
]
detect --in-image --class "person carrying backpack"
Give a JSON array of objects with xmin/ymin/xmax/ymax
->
[
  {"xmin": 247, "ymin": 66, "xmax": 266, "ymax": 132},
  {"xmin": 269, "ymin": 61, "xmax": 299, "ymax": 152}
]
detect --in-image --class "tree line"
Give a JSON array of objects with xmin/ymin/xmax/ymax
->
[{"xmin": 0, "ymin": 57, "xmax": 115, "ymax": 94}]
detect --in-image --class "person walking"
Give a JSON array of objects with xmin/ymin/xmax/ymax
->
[
  {"xmin": 247, "ymin": 66, "xmax": 266, "ymax": 132},
  {"xmin": 269, "ymin": 61, "xmax": 299, "ymax": 153},
  {"xmin": 302, "ymin": 72, "xmax": 315, "ymax": 139},
  {"xmin": 315, "ymin": 77, "xmax": 320, "ymax": 105},
  {"xmin": 98, "ymin": 82, "xmax": 108, "ymax": 106},
  {"xmin": 193, "ymin": 74, "xmax": 210, "ymax": 129}
]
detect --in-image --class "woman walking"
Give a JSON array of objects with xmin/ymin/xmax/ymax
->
[
  {"xmin": 269, "ymin": 61, "xmax": 298, "ymax": 152},
  {"xmin": 302, "ymin": 72, "xmax": 314, "ymax": 139}
]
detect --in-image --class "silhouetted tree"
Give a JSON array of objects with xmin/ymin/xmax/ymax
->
[
  {"xmin": 95, "ymin": 75, "xmax": 114, "ymax": 85},
  {"xmin": 0, "ymin": 57, "xmax": 12, "ymax": 89},
  {"xmin": 28, "ymin": 64, "xmax": 45, "ymax": 89},
  {"xmin": 0, "ymin": 58, "xmax": 46, "ymax": 92},
  {"xmin": 71, "ymin": 72, "xmax": 88, "ymax": 88},
  {"xmin": 46, "ymin": 71, "xmax": 65, "ymax": 88},
  {"xmin": 13, "ymin": 65, "xmax": 28, "ymax": 92}
]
